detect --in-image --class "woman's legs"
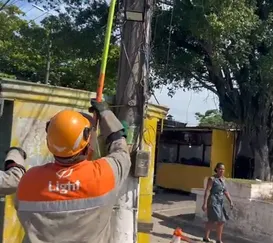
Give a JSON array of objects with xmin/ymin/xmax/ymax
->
[
  {"xmin": 204, "ymin": 221, "xmax": 214, "ymax": 240},
  {"xmin": 216, "ymin": 222, "xmax": 224, "ymax": 242}
]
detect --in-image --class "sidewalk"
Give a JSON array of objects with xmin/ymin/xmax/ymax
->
[
  {"xmin": 151, "ymin": 190, "xmax": 256, "ymax": 243},
  {"xmin": 151, "ymin": 216, "xmax": 202, "ymax": 243}
]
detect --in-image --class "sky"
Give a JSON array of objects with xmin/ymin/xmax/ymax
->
[
  {"xmin": 150, "ymin": 87, "xmax": 219, "ymax": 125},
  {"xmin": 11, "ymin": 0, "xmax": 219, "ymax": 126}
]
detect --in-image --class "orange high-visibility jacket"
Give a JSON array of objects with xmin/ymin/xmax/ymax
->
[{"xmin": 15, "ymin": 110, "xmax": 131, "ymax": 243}]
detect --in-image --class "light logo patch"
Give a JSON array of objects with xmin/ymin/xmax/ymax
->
[
  {"xmin": 48, "ymin": 168, "xmax": 80, "ymax": 194},
  {"xmin": 48, "ymin": 180, "xmax": 81, "ymax": 194}
]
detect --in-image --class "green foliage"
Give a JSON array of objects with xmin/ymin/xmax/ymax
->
[
  {"xmin": 0, "ymin": 72, "xmax": 16, "ymax": 79},
  {"xmin": 152, "ymin": 0, "xmax": 273, "ymax": 126},
  {"xmin": 0, "ymin": 1, "xmax": 119, "ymax": 94},
  {"xmin": 152, "ymin": 0, "xmax": 273, "ymax": 179},
  {"xmin": 195, "ymin": 109, "xmax": 235, "ymax": 128}
]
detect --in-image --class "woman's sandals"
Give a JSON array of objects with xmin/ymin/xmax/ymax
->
[{"xmin": 202, "ymin": 238, "xmax": 213, "ymax": 242}]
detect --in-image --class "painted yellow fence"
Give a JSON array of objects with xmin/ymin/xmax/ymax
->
[
  {"xmin": 156, "ymin": 129, "xmax": 235, "ymax": 192},
  {"xmin": 0, "ymin": 78, "xmax": 168, "ymax": 243}
]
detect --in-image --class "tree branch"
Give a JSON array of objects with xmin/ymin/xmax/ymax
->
[{"xmin": 191, "ymin": 73, "xmax": 218, "ymax": 95}]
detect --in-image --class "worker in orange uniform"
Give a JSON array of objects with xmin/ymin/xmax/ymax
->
[
  {"xmin": 0, "ymin": 147, "xmax": 26, "ymax": 195},
  {"xmin": 15, "ymin": 100, "xmax": 131, "ymax": 243}
]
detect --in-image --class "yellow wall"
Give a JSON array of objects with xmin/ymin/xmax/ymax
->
[
  {"xmin": 155, "ymin": 129, "xmax": 235, "ymax": 192},
  {"xmin": 1, "ymin": 78, "xmax": 168, "ymax": 243},
  {"xmin": 3, "ymin": 101, "xmax": 91, "ymax": 243},
  {"xmin": 0, "ymin": 79, "xmax": 97, "ymax": 243},
  {"xmin": 156, "ymin": 163, "xmax": 212, "ymax": 192},
  {"xmin": 211, "ymin": 129, "xmax": 235, "ymax": 178},
  {"xmin": 137, "ymin": 117, "xmax": 157, "ymax": 243}
]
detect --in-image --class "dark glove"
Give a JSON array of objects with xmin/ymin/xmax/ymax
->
[
  {"xmin": 88, "ymin": 99, "xmax": 109, "ymax": 115},
  {"xmin": 4, "ymin": 147, "xmax": 27, "ymax": 172},
  {"xmin": 120, "ymin": 120, "xmax": 128, "ymax": 138}
]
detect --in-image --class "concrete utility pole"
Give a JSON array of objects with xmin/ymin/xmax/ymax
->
[{"xmin": 113, "ymin": 0, "xmax": 153, "ymax": 242}]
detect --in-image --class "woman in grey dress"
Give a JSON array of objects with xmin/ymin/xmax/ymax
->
[{"xmin": 202, "ymin": 163, "xmax": 234, "ymax": 243}]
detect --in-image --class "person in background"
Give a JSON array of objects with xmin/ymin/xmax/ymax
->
[
  {"xmin": 202, "ymin": 162, "xmax": 234, "ymax": 243},
  {"xmin": 15, "ymin": 100, "xmax": 131, "ymax": 243},
  {"xmin": 0, "ymin": 147, "xmax": 26, "ymax": 195}
]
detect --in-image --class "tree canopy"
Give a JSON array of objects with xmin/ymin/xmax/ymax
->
[
  {"xmin": 152, "ymin": 0, "xmax": 273, "ymax": 180},
  {"xmin": 2, "ymin": 0, "xmax": 273, "ymax": 179},
  {"xmin": 0, "ymin": 1, "xmax": 119, "ymax": 94},
  {"xmin": 195, "ymin": 109, "xmax": 234, "ymax": 128}
]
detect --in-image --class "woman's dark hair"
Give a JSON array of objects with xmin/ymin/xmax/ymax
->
[{"xmin": 214, "ymin": 162, "xmax": 224, "ymax": 173}]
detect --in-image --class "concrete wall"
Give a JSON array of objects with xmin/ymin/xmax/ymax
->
[{"xmin": 192, "ymin": 178, "xmax": 273, "ymax": 243}]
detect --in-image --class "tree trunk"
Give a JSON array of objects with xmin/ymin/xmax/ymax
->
[
  {"xmin": 237, "ymin": 133, "xmax": 254, "ymax": 158},
  {"xmin": 252, "ymin": 128, "xmax": 271, "ymax": 181},
  {"xmin": 267, "ymin": 136, "xmax": 273, "ymax": 178},
  {"xmin": 216, "ymin": 82, "xmax": 272, "ymax": 181}
]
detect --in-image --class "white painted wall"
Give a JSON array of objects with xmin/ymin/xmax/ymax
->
[{"xmin": 192, "ymin": 179, "xmax": 273, "ymax": 243}]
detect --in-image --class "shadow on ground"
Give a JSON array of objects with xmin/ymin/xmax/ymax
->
[
  {"xmin": 153, "ymin": 213, "xmax": 257, "ymax": 243},
  {"xmin": 151, "ymin": 231, "xmax": 199, "ymax": 242},
  {"xmin": 151, "ymin": 232, "xmax": 171, "ymax": 240},
  {"xmin": 153, "ymin": 188, "xmax": 196, "ymax": 206}
]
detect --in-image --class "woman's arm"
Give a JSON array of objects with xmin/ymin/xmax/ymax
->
[
  {"xmin": 202, "ymin": 177, "xmax": 213, "ymax": 210},
  {"xmin": 224, "ymin": 191, "xmax": 234, "ymax": 208}
]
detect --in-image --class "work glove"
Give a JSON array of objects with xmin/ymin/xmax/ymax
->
[
  {"xmin": 120, "ymin": 120, "xmax": 128, "ymax": 138},
  {"xmin": 88, "ymin": 99, "xmax": 125, "ymax": 141},
  {"xmin": 88, "ymin": 99, "xmax": 109, "ymax": 117},
  {"xmin": 4, "ymin": 147, "xmax": 27, "ymax": 172}
]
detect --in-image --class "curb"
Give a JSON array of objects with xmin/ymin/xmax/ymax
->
[{"xmin": 153, "ymin": 211, "xmax": 257, "ymax": 243}]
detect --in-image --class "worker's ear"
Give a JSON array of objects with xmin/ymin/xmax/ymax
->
[
  {"xmin": 83, "ymin": 127, "xmax": 91, "ymax": 141},
  {"xmin": 80, "ymin": 112, "xmax": 95, "ymax": 127}
]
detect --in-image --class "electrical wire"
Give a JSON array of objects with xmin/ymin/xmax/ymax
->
[
  {"xmin": 9, "ymin": 0, "xmax": 20, "ymax": 5},
  {"xmin": 185, "ymin": 91, "xmax": 193, "ymax": 123},
  {"xmin": 32, "ymin": 11, "xmax": 50, "ymax": 21},
  {"xmin": 0, "ymin": 0, "xmax": 12, "ymax": 11},
  {"xmin": 165, "ymin": 0, "xmax": 175, "ymax": 70},
  {"xmin": 24, "ymin": 6, "xmax": 34, "ymax": 15},
  {"xmin": 159, "ymin": 0, "xmax": 175, "ymax": 93},
  {"xmin": 30, "ymin": 4, "xmax": 60, "ymax": 21}
]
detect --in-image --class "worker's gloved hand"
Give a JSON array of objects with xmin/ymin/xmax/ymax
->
[
  {"xmin": 89, "ymin": 99, "xmax": 124, "ymax": 141},
  {"xmin": 88, "ymin": 99, "xmax": 109, "ymax": 116},
  {"xmin": 4, "ymin": 147, "xmax": 27, "ymax": 172},
  {"xmin": 120, "ymin": 120, "xmax": 128, "ymax": 138}
]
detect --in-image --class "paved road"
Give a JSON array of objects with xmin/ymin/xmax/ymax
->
[
  {"xmin": 151, "ymin": 216, "xmax": 202, "ymax": 243},
  {"xmin": 151, "ymin": 215, "xmax": 257, "ymax": 243},
  {"xmin": 151, "ymin": 190, "xmax": 256, "ymax": 243}
]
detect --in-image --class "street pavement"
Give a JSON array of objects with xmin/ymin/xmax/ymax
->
[
  {"xmin": 151, "ymin": 190, "xmax": 256, "ymax": 243},
  {"xmin": 151, "ymin": 216, "xmax": 203, "ymax": 243}
]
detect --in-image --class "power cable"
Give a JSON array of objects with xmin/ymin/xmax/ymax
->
[
  {"xmin": 0, "ymin": 0, "xmax": 12, "ymax": 11},
  {"xmin": 9, "ymin": 0, "xmax": 20, "ymax": 5},
  {"xmin": 32, "ymin": 11, "xmax": 49, "ymax": 21},
  {"xmin": 24, "ymin": 6, "xmax": 34, "ymax": 15},
  {"xmin": 185, "ymin": 91, "xmax": 193, "ymax": 123},
  {"xmin": 165, "ymin": 0, "xmax": 175, "ymax": 70},
  {"xmin": 159, "ymin": 0, "xmax": 175, "ymax": 93}
]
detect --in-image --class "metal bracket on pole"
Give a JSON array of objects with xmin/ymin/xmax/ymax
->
[
  {"xmin": 137, "ymin": 221, "xmax": 154, "ymax": 233},
  {"xmin": 128, "ymin": 99, "xmax": 137, "ymax": 106}
]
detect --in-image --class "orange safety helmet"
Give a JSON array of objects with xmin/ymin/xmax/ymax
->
[{"xmin": 46, "ymin": 110, "xmax": 94, "ymax": 158}]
